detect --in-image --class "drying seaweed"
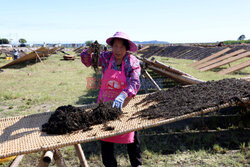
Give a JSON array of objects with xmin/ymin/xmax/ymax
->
[
  {"xmin": 138, "ymin": 45, "xmax": 250, "ymax": 60},
  {"xmin": 91, "ymin": 40, "xmax": 101, "ymax": 72},
  {"xmin": 134, "ymin": 78, "xmax": 250, "ymax": 120},
  {"xmin": 102, "ymin": 124, "xmax": 115, "ymax": 131},
  {"xmin": 42, "ymin": 101, "xmax": 122, "ymax": 134}
]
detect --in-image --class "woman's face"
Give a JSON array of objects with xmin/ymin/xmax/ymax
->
[{"xmin": 112, "ymin": 39, "xmax": 127, "ymax": 62}]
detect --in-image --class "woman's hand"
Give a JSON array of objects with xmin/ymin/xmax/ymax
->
[{"xmin": 112, "ymin": 92, "xmax": 128, "ymax": 109}]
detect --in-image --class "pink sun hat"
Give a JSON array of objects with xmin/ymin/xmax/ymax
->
[{"xmin": 106, "ymin": 32, "xmax": 138, "ymax": 52}]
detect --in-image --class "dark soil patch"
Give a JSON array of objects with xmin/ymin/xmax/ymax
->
[
  {"xmin": 134, "ymin": 78, "xmax": 250, "ymax": 120},
  {"xmin": 42, "ymin": 102, "xmax": 122, "ymax": 134}
]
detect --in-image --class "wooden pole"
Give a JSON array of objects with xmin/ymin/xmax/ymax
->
[
  {"xmin": 138, "ymin": 56, "xmax": 199, "ymax": 80},
  {"xmin": 200, "ymin": 51, "xmax": 250, "ymax": 71},
  {"xmin": 190, "ymin": 48, "xmax": 231, "ymax": 67},
  {"xmin": 34, "ymin": 51, "xmax": 44, "ymax": 64},
  {"xmin": 148, "ymin": 65, "xmax": 203, "ymax": 85},
  {"xmin": 154, "ymin": 60, "xmax": 186, "ymax": 75},
  {"xmin": 53, "ymin": 149, "xmax": 67, "ymax": 167},
  {"xmin": 137, "ymin": 45, "xmax": 149, "ymax": 52},
  {"xmin": 137, "ymin": 55, "xmax": 203, "ymax": 85},
  {"xmin": 74, "ymin": 144, "xmax": 89, "ymax": 167},
  {"xmin": 37, "ymin": 151, "xmax": 49, "ymax": 167},
  {"xmin": 218, "ymin": 60, "xmax": 250, "ymax": 75},
  {"xmin": 154, "ymin": 60, "xmax": 195, "ymax": 78},
  {"xmin": 196, "ymin": 49, "xmax": 246, "ymax": 69},
  {"xmin": 143, "ymin": 69, "xmax": 161, "ymax": 90},
  {"xmin": 10, "ymin": 155, "xmax": 24, "ymax": 167}
]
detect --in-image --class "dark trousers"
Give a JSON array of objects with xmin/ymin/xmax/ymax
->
[{"xmin": 101, "ymin": 132, "xmax": 142, "ymax": 167}]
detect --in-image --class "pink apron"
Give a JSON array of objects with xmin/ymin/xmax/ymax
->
[{"xmin": 97, "ymin": 54, "xmax": 135, "ymax": 144}]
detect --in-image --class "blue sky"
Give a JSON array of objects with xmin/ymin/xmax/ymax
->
[{"xmin": 0, "ymin": 0, "xmax": 250, "ymax": 44}]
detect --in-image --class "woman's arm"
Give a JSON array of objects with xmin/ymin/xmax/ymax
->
[{"xmin": 122, "ymin": 56, "xmax": 141, "ymax": 97}]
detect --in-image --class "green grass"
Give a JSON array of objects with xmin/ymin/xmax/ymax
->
[
  {"xmin": 0, "ymin": 52, "xmax": 249, "ymax": 166},
  {"xmin": 0, "ymin": 53, "xmax": 98, "ymax": 117}
]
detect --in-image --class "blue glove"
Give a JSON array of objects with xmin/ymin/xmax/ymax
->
[{"xmin": 112, "ymin": 92, "xmax": 127, "ymax": 109}]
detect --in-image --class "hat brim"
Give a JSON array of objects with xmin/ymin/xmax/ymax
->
[{"xmin": 106, "ymin": 37, "xmax": 137, "ymax": 52}]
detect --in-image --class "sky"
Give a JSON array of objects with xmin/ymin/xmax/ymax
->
[{"xmin": 0, "ymin": 0, "xmax": 250, "ymax": 44}]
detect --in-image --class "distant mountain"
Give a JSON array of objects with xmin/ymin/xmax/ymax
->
[{"xmin": 133, "ymin": 40, "xmax": 169, "ymax": 44}]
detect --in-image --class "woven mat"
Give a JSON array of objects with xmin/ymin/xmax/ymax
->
[{"xmin": 0, "ymin": 94, "xmax": 248, "ymax": 159}]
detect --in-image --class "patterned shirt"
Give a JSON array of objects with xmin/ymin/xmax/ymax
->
[{"xmin": 81, "ymin": 50, "xmax": 141, "ymax": 97}]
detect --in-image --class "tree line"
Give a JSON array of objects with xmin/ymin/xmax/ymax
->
[{"xmin": 0, "ymin": 38, "xmax": 27, "ymax": 44}]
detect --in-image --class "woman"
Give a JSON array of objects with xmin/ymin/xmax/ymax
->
[{"xmin": 81, "ymin": 32, "xmax": 142, "ymax": 167}]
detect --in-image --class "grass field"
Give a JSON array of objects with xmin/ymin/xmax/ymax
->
[{"xmin": 0, "ymin": 51, "xmax": 249, "ymax": 166}]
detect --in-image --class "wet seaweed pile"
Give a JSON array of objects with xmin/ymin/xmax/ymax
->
[
  {"xmin": 135, "ymin": 78, "xmax": 250, "ymax": 119},
  {"xmin": 42, "ymin": 102, "xmax": 121, "ymax": 134}
]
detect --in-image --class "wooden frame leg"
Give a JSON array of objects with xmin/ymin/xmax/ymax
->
[
  {"xmin": 37, "ymin": 151, "xmax": 50, "ymax": 167},
  {"xmin": 53, "ymin": 149, "xmax": 67, "ymax": 167},
  {"xmin": 10, "ymin": 155, "xmax": 24, "ymax": 167},
  {"xmin": 74, "ymin": 144, "xmax": 89, "ymax": 167},
  {"xmin": 144, "ymin": 69, "xmax": 162, "ymax": 91}
]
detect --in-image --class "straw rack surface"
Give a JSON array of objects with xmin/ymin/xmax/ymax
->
[{"xmin": 0, "ymin": 94, "xmax": 248, "ymax": 159}]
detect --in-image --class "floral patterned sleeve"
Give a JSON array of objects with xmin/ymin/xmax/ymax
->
[
  {"xmin": 80, "ymin": 49, "xmax": 92, "ymax": 67},
  {"xmin": 122, "ymin": 55, "xmax": 141, "ymax": 98}
]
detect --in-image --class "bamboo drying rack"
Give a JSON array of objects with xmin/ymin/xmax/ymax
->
[{"xmin": 1, "ymin": 93, "xmax": 248, "ymax": 160}]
